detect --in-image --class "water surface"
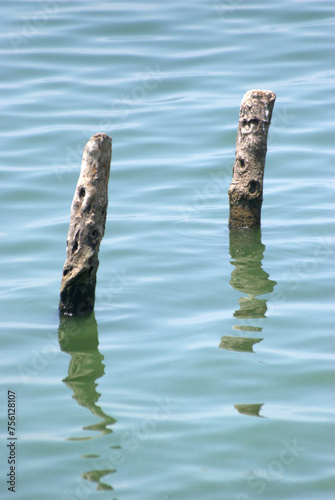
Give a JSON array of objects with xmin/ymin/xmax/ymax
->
[{"xmin": 1, "ymin": 1, "xmax": 334, "ymax": 499}]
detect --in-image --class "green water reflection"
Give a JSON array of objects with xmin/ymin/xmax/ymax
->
[
  {"xmin": 220, "ymin": 229, "xmax": 277, "ymax": 418},
  {"xmin": 229, "ymin": 228, "xmax": 277, "ymax": 322},
  {"xmin": 58, "ymin": 314, "xmax": 117, "ymax": 492},
  {"xmin": 219, "ymin": 228, "xmax": 277, "ymax": 354},
  {"xmin": 234, "ymin": 403, "xmax": 265, "ymax": 418},
  {"xmin": 219, "ymin": 336, "xmax": 262, "ymax": 353}
]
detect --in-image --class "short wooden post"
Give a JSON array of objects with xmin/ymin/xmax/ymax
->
[
  {"xmin": 228, "ymin": 89, "xmax": 276, "ymax": 228},
  {"xmin": 59, "ymin": 133, "xmax": 112, "ymax": 316}
]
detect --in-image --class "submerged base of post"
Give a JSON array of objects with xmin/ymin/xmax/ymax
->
[
  {"xmin": 228, "ymin": 89, "xmax": 276, "ymax": 228},
  {"xmin": 59, "ymin": 133, "xmax": 112, "ymax": 316}
]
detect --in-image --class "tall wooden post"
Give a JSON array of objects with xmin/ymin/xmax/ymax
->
[
  {"xmin": 228, "ymin": 89, "xmax": 276, "ymax": 228},
  {"xmin": 59, "ymin": 133, "xmax": 112, "ymax": 316}
]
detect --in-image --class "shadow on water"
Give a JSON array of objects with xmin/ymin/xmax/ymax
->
[
  {"xmin": 219, "ymin": 228, "xmax": 277, "ymax": 417},
  {"xmin": 58, "ymin": 314, "xmax": 117, "ymax": 492}
]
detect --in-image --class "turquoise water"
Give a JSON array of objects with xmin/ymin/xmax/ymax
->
[{"xmin": 1, "ymin": 1, "xmax": 334, "ymax": 499}]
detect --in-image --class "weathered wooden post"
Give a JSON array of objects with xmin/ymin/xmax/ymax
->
[
  {"xmin": 59, "ymin": 133, "xmax": 112, "ymax": 316},
  {"xmin": 228, "ymin": 89, "xmax": 276, "ymax": 228}
]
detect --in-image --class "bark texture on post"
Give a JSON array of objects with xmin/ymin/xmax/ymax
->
[
  {"xmin": 59, "ymin": 133, "xmax": 112, "ymax": 316},
  {"xmin": 228, "ymin": 89, "xmax": 276, "ymax": 228}
]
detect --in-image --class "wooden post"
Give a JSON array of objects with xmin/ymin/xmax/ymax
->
[
  {"xmin": 59, "ymin": 133, "xmax": 112, "ymax": 316},
  {"xmin": 228, "ymin": 89, "xmax": 276, "ymax": 228}
]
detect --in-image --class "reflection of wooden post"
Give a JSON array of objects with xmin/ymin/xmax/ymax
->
[
  {"xmin": 58, "ymin": 314, "xmax": 116, "ymax": 435},
  {"xmin": 219, "ymin": 336, "xmax": 262, "ymax": 353},
  {"xmin": 228, "ymin": 90, "xmax": 275, "ymax": 228},
  {"xmin": 58, "ymin": 314, "xmax": 117, "ymax": 491},
  {"xmin": 229, "ymin": 228, "xmax": 277, "ymax": 321},
  {"xmin": 234, "ymin": 403, "xmax": 264, "ymax": 418},
  {"xmin": 59, "ymin": 133, "xmax": 112, "ymax": 316}
]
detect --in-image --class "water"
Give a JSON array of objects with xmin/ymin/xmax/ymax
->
[{"xmin": 1, "ymin": 1, "xmax": 334, "ymax": 499}]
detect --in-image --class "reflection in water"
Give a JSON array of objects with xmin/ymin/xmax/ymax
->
[
  {"xmin": 234, "ymin": 403, "xmax": 265, "ymax": 418},
  {"xmin": 219, "ymin": 228, "xmax": 277, "ymax": 354},
  {"xmin": 219, "ymin": 336, "xmax": 262, "ymax": 353},
  {"xmin": 81, "ymin": 469, "xmax": 116, "ymax": 492},
  {"xmin": 233, "ymin": 296, "xmax": 268, "ymax": 319},
  {"xmin": 233, "ymin": 325, "xmax": 262, "ymax": 333},
  {"xmin": 220, "ymin": 229, "xmax": 277, "ymax": 419},
  {"xmin": 229, "ymin": 228, "xmax": 277, "ymax": 321},
  {"xmin": 58, "ymin": 314, "xmax": 117, "ymax": 492}
]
